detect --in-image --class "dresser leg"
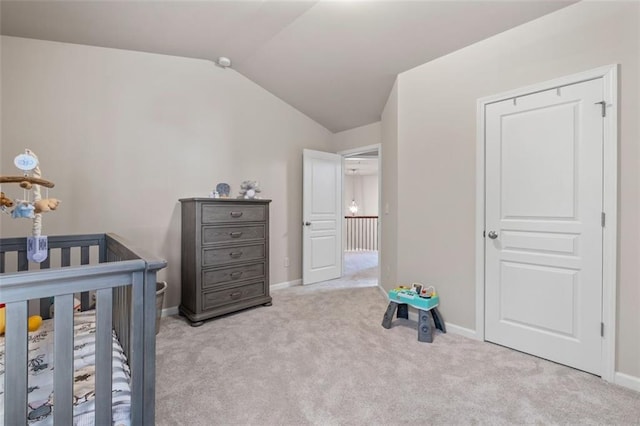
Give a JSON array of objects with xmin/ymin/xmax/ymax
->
[
  {"xmin": 189, "ymin": 321, "xmax": 204, "ymax": 327},
  {"xmin": 263, "ymin": 302, "xmax": 273, "ymax": 306}
]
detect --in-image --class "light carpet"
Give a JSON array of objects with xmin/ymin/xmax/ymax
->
[{"xmin": 155, "ymin": 279, "xmax": 639, "ymax": 425}]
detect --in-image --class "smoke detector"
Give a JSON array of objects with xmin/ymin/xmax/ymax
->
[{"xmin": 215, "ymin": 56, "xmax": 232, "ymax": 68}]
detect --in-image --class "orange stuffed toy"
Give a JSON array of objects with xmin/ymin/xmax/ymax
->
[{"xmin": 0, "ymin": 303, "xmax": 43, "ymax": 335}]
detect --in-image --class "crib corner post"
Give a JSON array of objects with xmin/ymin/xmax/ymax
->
[{"xmin": 142, "ymin": 269, "xmax": 158, "ymax": 425}]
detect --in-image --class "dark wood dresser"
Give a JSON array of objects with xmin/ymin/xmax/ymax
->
[{"xmin": 179, "ymin": 198, "xmax": 272, "ymax": 326}]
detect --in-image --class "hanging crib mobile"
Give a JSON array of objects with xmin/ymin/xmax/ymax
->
[{"xmin": 1, "ymin": 149, "xmax": 60, "ymax": 263}]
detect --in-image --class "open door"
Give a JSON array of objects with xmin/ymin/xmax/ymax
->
[{"xmin": 302, "ymin": 149, "xmax": 342, "ymax": 285}]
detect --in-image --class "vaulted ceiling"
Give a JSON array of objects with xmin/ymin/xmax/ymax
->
[{"xmin": 0, "ymin": 1, "xmax": 575, "ymax": 133}]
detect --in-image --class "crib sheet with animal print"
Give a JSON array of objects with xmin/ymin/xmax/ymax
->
[{"xmin": 0, "ymin": 311, "xmax": 132, "ymax": 426}]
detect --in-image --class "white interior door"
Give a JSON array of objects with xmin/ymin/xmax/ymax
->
[
  {"xmin": 485, "ymin": 78, "xmax": 604, "ymax": 375},
  {"xmin": 303, "ymin": 149, "xmax": 342, "ymax": 285}
]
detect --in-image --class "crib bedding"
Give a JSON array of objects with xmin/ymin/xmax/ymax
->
[{"xmin": 0, "ymin": 311, "xmax": 131, "ymax": 426}]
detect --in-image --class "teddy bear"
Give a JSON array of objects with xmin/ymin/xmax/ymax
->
[
  {"xmin": 34, "ymin": 198, "xmax": 61, "ymax": 214},
  {"xmin": 238, "ymin": 180, "xmax": 261, "ymax": 199},
  {"xmin": 0, "ymin": 303, "xmax": 43, "ymax": 335},
  {"xmin": 11, "ymin": 201, "xmax": 35, "ymax": 218},
  {"xmin": 0, "ymin": 192, "xmax": 14, "ymax": 208}
]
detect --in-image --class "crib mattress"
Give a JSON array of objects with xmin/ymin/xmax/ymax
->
[{"xmin": 0, "ymin": 311, "xmax": 131, "ymax": 426}]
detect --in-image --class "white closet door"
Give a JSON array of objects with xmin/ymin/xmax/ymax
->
[{"xmin": 485, "ymin": 78, "xmax": 604, "ymax": 375}]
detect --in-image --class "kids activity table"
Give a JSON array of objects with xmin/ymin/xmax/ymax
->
[{"xmin": 382, "ymin": 288, "xmax": 446, "ymax": 343}]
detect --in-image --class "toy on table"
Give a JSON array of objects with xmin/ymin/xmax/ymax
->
[
  {"xmin": 0, "ymin": 149, "xmax": 60, "ymax": 263},
  {"xmin": 0, "ymin": 303, "xmax": 43, "ymax": 335},
  {"xmin": 389, "ymin": 283, "xmax": 439, "ymax": 311},
  {"xmin": 383, "ymin": 283, "xmax": 446, "ymax": 343},
  {"xmin": 237, "ymin": 180, "xmax": 261, "ymax": 199}
]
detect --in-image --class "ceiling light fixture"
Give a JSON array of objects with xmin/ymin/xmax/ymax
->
[
  {"xmin": 349, "ymin": 168, "xmax": 358, "ymax": 216},
  {"xmin": 215, "ymin": 56, "xmax": 232, "ymax": 68}
]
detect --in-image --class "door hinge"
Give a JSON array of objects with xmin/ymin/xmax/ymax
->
[
  {"xmin": 595, "ymin": 101, "xmax": 606, "ymax": 117},
  {"xmin": 601, "ymin": 212, "xmax": 606, "ymax": 227},
  {"xmin": 601, "ymin": 322, "xmax": 604, "ymax": 337},
  {"xmin": 483, "ymin": 230, "xmax": 486, "ymax": 238}
]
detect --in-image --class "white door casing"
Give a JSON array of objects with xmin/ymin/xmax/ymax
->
[
  {"xmin": 484, "ymin": 78, "xmax": 605, "ymax": 375},
  {"xmin": 303, "ymin": 149, "xmax": 343, "ymax": 285}
]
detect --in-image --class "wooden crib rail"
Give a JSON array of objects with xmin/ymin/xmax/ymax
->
[
  {"xmin": 0, "ymin": 233, "xmax": 167, "ymax": 426},
  {"xmin": 104, "ymin": 233, "xmax": 167, "ymax": 424},
  {"xmin": 0, "ymin": 233, "xmax": 106, "ymax": 315},
  {"xmin": 2, "ymin": 262, "xmax": 145, "ymax": 425},
  {"xmin": 0, "ymin": 260, "xmax": 145, "ymax": 301}
]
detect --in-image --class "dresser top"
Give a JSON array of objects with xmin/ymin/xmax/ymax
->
[{"xmin": 179, "ymin": 197, "xmax": 271, "ymax": 204}]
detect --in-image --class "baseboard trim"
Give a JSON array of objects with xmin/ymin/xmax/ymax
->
[
  {"xmin": 270, "ymin": 279, "xmax": 302, "ymax": 291},
  {"xmin": 614, "ymin": 372, "xmax": 640, "ymax": 392},
  {"xmin": 162, "ymin": 306, "xmax": 179, "ymax": 317},
  {"xmin": 445, "ymin": 323, "xmax": 479, "ymax": 340}
]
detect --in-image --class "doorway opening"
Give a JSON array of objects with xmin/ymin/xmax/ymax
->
[{"xmin": 341, "ymin": 145, "xmax": 381, "ymax": 286}]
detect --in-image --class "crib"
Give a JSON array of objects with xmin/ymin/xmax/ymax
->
[{"xmin": 0, "ymin": 233, "xmax": 167, "ymax": 425}]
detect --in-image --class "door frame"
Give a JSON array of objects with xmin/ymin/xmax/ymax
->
[
  {"xmin": 338, "ymin": 143, "xmax": 382, "ymax": 282},
  {"xmin": 475, "ymin": 65, "xmax": 618, "ymax": 381}
]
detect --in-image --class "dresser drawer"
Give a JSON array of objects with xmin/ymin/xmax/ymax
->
[
  {"xmin": 202, "ymin": 204, "xmax": 266, "ymax": 223},
  {"xmin": 202, "ymin": 263, "xmax": 265, "ymax": 289},
  {"xmin": 202, "ymin": 281, "xmax": 266, "ymax": 311},
  {"xmin": 202, "ymin": 243, "xmax": 265, "ymax": 267},
  {"xmin": 202, "ymin": 224, "xmax": 265, "ymax": 245}
]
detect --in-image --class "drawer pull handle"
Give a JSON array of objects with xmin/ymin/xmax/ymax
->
[
  {"xmin": 229, "ymin": 292, "xmax": 242, "ymax": 300},
  {"xmin": 230, "ymin": 211, "xmax": 243, "ymax": 218},
  {"xmin": 230, "ymin": 271, "xmax": 243, "ymax": 279},
  {"xmin": 230, "ymin": 231, "xmax": 243, "ymax": 238},
  {"xmin": 229, "ymin": 251, "xmax": 243, "ymax": 258}
]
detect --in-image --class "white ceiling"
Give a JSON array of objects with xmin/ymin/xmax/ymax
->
[{"xmin": 0, "ymin": 0, "xmax": 575, "ymax": 133}]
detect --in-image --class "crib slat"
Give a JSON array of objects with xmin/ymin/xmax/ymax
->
[
  {"xmin": 40, "ymin": 254, "xmax": 51, "ymax": 269},
  {"xmin": 143, "ymin": 272, "xmax": 158, "ymax": 424},
  {"xmin": 39, "ymin": 255, "xmax": 53, "ymax": 318},
  {"xmin": 95, "ymin": 288, "xmax": 113, "ymax": 425},
  {"xmin": 129, "ymin": 270, "xmax": 145, "ymax": 425},
  {"xmin": 61, "ymin": 247, "xmax": 71, "ymax": 267},
  {"xmin": 80, "ymin": 246, "xmax": 91, "ymax": 310},
  {"xmin": 80, "ymin": 246, "xmax": 90, "ymax": 264},
  {"xmin": 17, "ymin": 250, "xmax": 28, "ymax": 271},
  {"xmin": 40, "ymin": 297, "xmax": 52, "ymax": 319},
  {"xmin": 53, "ymin": 294, "xmax": 74, "ymax": 425},
  {"xmin": 5, "ymin": 301, "xmax": 29, "ymax": 426}
]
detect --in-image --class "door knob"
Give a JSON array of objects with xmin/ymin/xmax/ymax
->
[
  {"xmin": 487, "ymin": 231, "xmax": 498, "ymax": 239},
  {"xmin": 304, "ymin": 222, "xmax": 311, "ymax": 226}
]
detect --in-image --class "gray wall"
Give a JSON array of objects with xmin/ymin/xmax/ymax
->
[
  {"xmin": 0, "ymin": 36, "xmax": 333, "ymax": 309},
  {"xmin": 393, "ymin": 1, "xmax": 639, "ymax": 377}
]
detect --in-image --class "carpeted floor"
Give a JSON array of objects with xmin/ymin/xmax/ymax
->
[{"xmin": 155, "ymin": 255, "xmax": 639, "ymax": 425}]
